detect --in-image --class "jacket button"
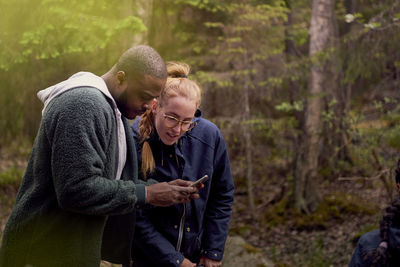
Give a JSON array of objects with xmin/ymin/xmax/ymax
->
[
  {"xmin": 174, "ymin": 225, "xmax": 178, "ymax": 229},
  {"xmin": 186, "ymin": 227, "xmax": 190, "ymax": 232},
  {"xmin": 214, "ymin": 253, "xmax": 218, "ymax": 257},
  {"xmin": 176, "ymin": 259, "xmax": 180, "ymax": 264},
  {"xmin": 169, "ymin": 154, "xmax": 173, "ymax": 158}
]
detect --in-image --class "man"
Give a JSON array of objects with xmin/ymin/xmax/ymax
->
[{"xmin": 0, "ymin": 45, "xmax": 197, "ymax": 267}]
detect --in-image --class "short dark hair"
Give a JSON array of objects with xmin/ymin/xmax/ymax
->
[{"xmin": 115, "ymin": 45, "xmax": 167, "ymax": 80}]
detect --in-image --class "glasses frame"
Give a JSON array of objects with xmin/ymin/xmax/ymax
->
[{"xmin": 162, "ymin": 113, "xmax": 197, "ymax": 132}]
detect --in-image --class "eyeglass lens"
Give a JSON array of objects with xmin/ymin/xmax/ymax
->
[{"xmin": 164, "ymin": 115, "xmax": 194, "ymax": 131}]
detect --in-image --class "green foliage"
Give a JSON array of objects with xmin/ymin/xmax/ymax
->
[
  {"xmin": 0, "ymin": 167, "xmax": 24, "ymax": 187},
  {"xmin": 0, "ymin": 0, "xmax": 147, "ymax": 146},
  {"xmin": 381, "ymin": 101, "xmax": 400, "ymax": 151},
  {"xmin": 0, "ymin": 0, "xmax": 146, "ymax": 70},
  {"xmin": 341, "ymin": 2, "xmax": 400, "ymax": 86},
  {"xmin": 385, "ymin": 126, "xmax": 400, "ymax": 150},
  {"xmin": 174, "ymin": 0, "xmax": 224, "ymax": 12},
  {"xmin": 275, "ymin": 101, "xmax": 304, "ymax": 112},
  {"xmin": 340, "ymin": 97, "xmax": 400, "ymax": 180},
  {"xmin": 299, "ymin": 237, "xmax": 332, "ymax": 267}
]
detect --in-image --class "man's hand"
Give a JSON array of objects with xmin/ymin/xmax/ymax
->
[
  {"xmin": 145, "ymin": 180, "xmax": 197, "ymax": 206},
  {"xmin": 169, "ymin": 179, "xmax": 201, "ymax": 200},
  {"xmin": 199, "ymin": 256, "xmax": 222, "ymax": 267},
  {"xmin": 180, "ymin": 258, "xmax": 196, "ymax": 267}
]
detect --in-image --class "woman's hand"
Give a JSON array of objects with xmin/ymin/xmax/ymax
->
[
  {"xmin": 199, "ymin": 256, "xmax": 222, "ymax": 267},
  {"xmin": 180, "ymin": 258, "xmax": 196, "ymax": 267}
]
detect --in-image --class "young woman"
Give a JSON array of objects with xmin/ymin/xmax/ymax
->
[
  {"xmin": 129, "ymin": 62, "xmax": 234, "ymax": 267},
  {"xmin": 349, "ymin": 159, "xmax": 400, "ymax": 267}
]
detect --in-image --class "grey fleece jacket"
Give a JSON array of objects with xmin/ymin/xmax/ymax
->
[
  {"xmin": 0, "ymin": 79, "xmax": 147, "ymax": 267},
  {"xmin": 37, "ymin": 71, "xmax": 127, "ymax": 181}
]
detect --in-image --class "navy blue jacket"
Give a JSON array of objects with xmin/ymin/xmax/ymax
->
[
  {"xmin": 131, "ymin": 110, "xmax": 234, "ymax": 267},
  {"xmin": 349, "ymin": 228, "xmax": 400, "ymax": 267}
]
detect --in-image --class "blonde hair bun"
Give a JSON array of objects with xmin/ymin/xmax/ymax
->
[{"xmin": 166, "ymin": 62, "xmax": 190, "ymax": 78}]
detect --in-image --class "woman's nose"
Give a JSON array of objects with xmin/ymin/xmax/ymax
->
[{"xmin": 171, "ymin": 123, "xmax": 182, "ymax": 133}]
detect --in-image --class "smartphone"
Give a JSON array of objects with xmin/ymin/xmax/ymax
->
[{"xmin": 190, "ymin": 175, "xmax": 209, "ymax": 187}]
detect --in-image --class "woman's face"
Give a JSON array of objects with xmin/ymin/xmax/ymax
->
[{"xmin": 153, "ymin": 96, "xmax": 197, "ymax": 145}]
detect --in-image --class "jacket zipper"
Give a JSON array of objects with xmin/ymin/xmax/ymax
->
[
  {"xmin": 176, "ymin": 203, "xmax": 186, "ymax": 251},
  {"xmin": 174, "ymin": 146, "xmax": 186, "ymax": 252}
]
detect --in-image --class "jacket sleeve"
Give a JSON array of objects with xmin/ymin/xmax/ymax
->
[
  {"xmin": 45, "ymin": 89, "xmax": 145, "ymax": 216},
  {"xmin": 349, "ymin": 229, "xmax": 381, "ymax": 267},
  {"xmin": 133, "ymin": 208, "xmax": 185, "ymax": 267},
  {"xmin": 201, "ymin": 132, "xmax": 234, "ymax": 261}
]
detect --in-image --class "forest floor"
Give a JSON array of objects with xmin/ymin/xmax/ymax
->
[
  {"xmin": 230, "ymin": 176, "xmax": 391, "ymax": 267},
  {"xmin": 0, "ymin": 150, "xmax": 391, "ymax": 267}
]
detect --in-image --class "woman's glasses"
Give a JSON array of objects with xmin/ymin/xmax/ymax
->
[{"xmin": 163, "ymin": 114, "xmax": 197, "ymax": 132}]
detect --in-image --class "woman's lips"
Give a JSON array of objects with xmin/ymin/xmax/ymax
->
[{"xmin": 166, "ymin": 132, "xmax": 179, "ymax": 141}]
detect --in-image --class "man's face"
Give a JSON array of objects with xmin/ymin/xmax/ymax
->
[{"xmin": 115, "ymin": 75, "xmax": 165, "ymax": 119}]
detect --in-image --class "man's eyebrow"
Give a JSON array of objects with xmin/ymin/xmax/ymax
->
[{"xmin": 143, "ymin": 90, "xmax": 159, "ymax": 98}]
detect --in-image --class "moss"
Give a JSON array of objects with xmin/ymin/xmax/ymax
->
[
  {"xmin": 294, "ymin": 193, "xmax": 378, "ymax": 230},
  {"xmin": 300, "ymin": 238, "xmax": 332, "ymax": 267},
  {"xmin": 229, "ymin": 223, "xmax": 252, "ymax": 238},
  {"xmin": 240, "ymin": 243, "xmax": 262, "ymax": 254},
  {"xmin": 293, "ymin": 212, "xmax": 329, "ymax": 230},
  {"xmin": 262, "ymin": 192, "xmax": 378, "ymax": 231},
  {"xmin": 262, "ymin": 197, "xmax": 291, "ymax": 228},
  {"xmin": 385, "ymin": 127, "xmax": 400, "ymax": 150},
  {"xmin": 322, "ymin": 193, "xmax": 377, "ymax": 215}
]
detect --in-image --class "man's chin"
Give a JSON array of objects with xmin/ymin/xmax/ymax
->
[{"xmin": 124, "ymin": 110, "xmax": 146, "ymax": 120}]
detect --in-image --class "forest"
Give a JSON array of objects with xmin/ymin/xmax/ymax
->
[{"xmin": 1, "ymin": 0, "xmax": 400, "ymax": 266}]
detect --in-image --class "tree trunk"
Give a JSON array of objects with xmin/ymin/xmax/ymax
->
[
  {"xmin": 294, "ymin": 0, "xmax": 336, "ymax": 213},
  {"xmin": 132, "ymin": 0, "xmax": 153, "ymax": 45},
  {"xmin": 243, "ymin": 88, "xmax": 256, "ymax": 218},
  {"xmin": 242, "ymin": 52, "xmax": 256, "ymax": 218},
  {"xmin": 328, "ymin": 0, "xmax": 354, "ymax": 166},
  {"xmin": 284, "ymin": 0, "xmax": 303, "ymax": 181}
]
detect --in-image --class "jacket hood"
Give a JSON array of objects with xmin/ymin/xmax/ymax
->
[{"xmin": 37, "ymin": 71, "xmax": 115, "ymax": 115}]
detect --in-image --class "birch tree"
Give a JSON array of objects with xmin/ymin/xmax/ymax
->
[{"xmin": 294, "ymin": 0, "xmax": 336, "ymax": 213}]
